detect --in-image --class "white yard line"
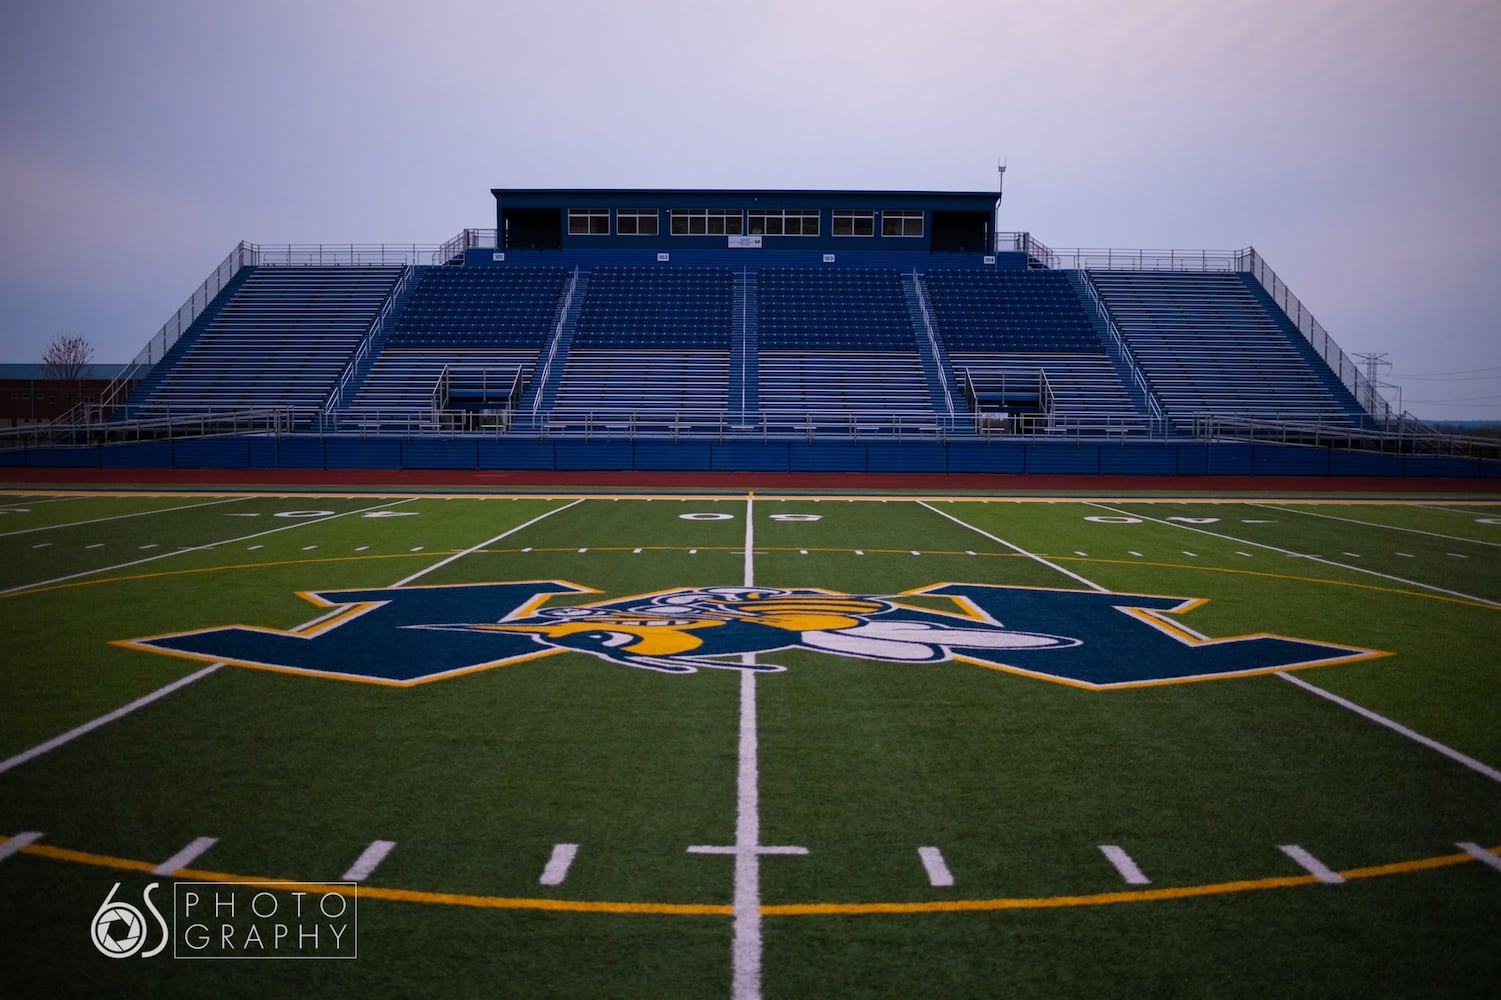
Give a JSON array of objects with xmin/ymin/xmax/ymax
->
[
  {"xmin": 1085, "ymin": 502, "xmax": 1501, "ymax": 608},
  {"xmin": 0, "ymin": 831, "xmax": 44, "ymax": 862},
  {"xmin": 919, "ymin": 500, "xmax": 1501, "ymax": 789},
  {"xmin": 0, "ymin": 664, "xmax": 224, "ymax": 775},
  {"xmin": 0, "ymin": 495, "xmax": 248, "ymax": 538},
  {"xmin": 685, "ymin": 492, "xmax": 811, "ymax": 1000},
  {"xmin": 0, "ymin": 497, "xmax": 584, "ymax": 779},
  {"xmin": 916, "ymin": 500, "xmax": 1107, "ymax": 593},
  {"xmin": 1277, "ymin": 672, "xmax": 1501, "ymax": 784},
  {"xmin": 0, "ymin": 497, "xmax": 416, "ymax": 597},
  {"xmin": 1259, "ymin": 503, "xmax": 1501, "ymax": 548}
]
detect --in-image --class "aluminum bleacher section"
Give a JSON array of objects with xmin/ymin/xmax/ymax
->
[
  {"xmin": 122, "ymin": 265, "xmax": 401, "ymax": 424},
  {"xmin": 757, "ymin": 351, "xmax": 938, "ymax": 437},
  {"xmin": 342, "ymin": 349, "xmax": 536, "ymax": 431},
  {"xmin": 1086, "ymin": 270, "xmax": 1365, "ymax": 429},
  {"xmin": 547, "ymin": 349, "xmax": 728, "ymax": 436},
  {"xmin": 758, "ymin": 268, "xmax": 913, "ymax": 350},
  {"xmin": 922, "ymin": 270, "xmax": 1099, "ymax": 351},
  {"xmin": 386, "ymin": 265, "xmax": 568, "ymax": 348},
  {"xmin": 574, "ymin": 267, "xmax": 733, "ymax": 348},
  {"xmin": 950, "ymin": 352, "xmax": 1144, "ymax": 435}
]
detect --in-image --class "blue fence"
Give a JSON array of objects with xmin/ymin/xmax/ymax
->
[{"xmin": 4, "ymin": 436, "xmax": 1498, "ymax": 478}]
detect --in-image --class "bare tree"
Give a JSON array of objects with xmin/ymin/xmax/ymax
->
[{"xmin": 41, "ymin": 334, "xmax": 95, "ymax": 382}]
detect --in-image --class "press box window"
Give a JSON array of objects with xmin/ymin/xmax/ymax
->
[
  {"xmin": 833, "ymin": 210, "xmax": 875, "ymax": 237},
  {"xmin": 617, "ymin": 210, "xmax": 659, "ymax": 236},
  {"xmin": 568, "ymin": 209, "xmax": 610, "ymax": 235},
  {"xmin": 882, "ymin": 211, "xmax": 923, "ymax": 237},
  {"xmin": 670, "ymin": 209, "xmax": 744, "ymax": 236},
  {"xmin": 748, "ymin": 209, "xmax": 820, "ymax": 237}
]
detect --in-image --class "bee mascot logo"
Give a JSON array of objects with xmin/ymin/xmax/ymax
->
[{"xmin": 117, "ymin": 581, "xmax": 1383, "ymax": 688}]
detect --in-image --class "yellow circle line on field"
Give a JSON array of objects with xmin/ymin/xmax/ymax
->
[{"xmin": 4, "ymin": 835, "xmax": 1494, "ymax": 918}]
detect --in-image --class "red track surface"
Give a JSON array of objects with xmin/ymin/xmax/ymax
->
[{"xmin": 0, "ymin": 466, "xmax": 1495, "ymax": 494}]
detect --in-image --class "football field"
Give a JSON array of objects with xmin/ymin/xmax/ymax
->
[{"xmin": 1, "ymin": 486, "xmax": 1499, "ymax": 998}]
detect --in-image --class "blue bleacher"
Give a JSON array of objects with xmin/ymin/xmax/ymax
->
[
  {"xmin": 757, "ymin": 268, "xmax": 912, "ymax": 350},
  {"xmin": 386, "ymin": 266, "xmax": 568, "ymax": 348},
  {"xmin": 922, "ymin": 270, "xmax": 1101, "ymax": 352},
  {"xmin": 574, "ymin": 267, "xmax": 733, "ymax": 348},
  {"xmin": 1087, "ymin": 270, "xmax": 1365, "ymax": 428},
  {"xmin": 123, "ymin": 265, "xmax": 402, "ymax": 421}
]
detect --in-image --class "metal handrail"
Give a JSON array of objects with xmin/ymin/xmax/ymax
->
[
  {"xmin": 910, "ymin": 271, "xmax": 955, "ymax": 417},
  {"xmin": 1235, "ymin": 248, "xmax": 1397, "ymax": 425},
  {"xmin": 529, "ymin": 268, "xmax": 580, "ymax": 419},
  {"xmin": 1072, "ymin": 270, "xmax": 1166, "ymax": 434},
  {"xmin": 321, "ymin": 264, "xmax": 414, "ymax": 428}
]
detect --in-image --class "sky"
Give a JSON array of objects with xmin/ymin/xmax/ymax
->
[{"xmin": 2, "ymin": 0, "xmax": 1499, "ymax": 419}]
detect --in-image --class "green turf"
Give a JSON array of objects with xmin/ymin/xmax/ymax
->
[{"xmin": 1, "ymin": 489, "xmax": 1498, "ymax": 997}]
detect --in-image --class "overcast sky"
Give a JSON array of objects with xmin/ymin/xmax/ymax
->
[{"xmin": 3, "ymin": 0, "xmax": 1498, "ymax": 419}]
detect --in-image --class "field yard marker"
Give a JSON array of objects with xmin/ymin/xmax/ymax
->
[
  {"xmin": 0, "ymin": 495, "xmax": 246, "ymax": 539},
  {"xmin": 1456, "ymin": 842, "xmax": 1501, "ymax": 874},
  {"xmin": 577, "ymin": 547, "xmax": 588, "ymax": 553},
  {"xmin": 1085, "ymin": 503, "xmax": 1501, "ymax": 608},
  {"xmin": 301, "ymin": 545, "xmax": 317, "ymax": 551},
  {"xmin": 1128, "ymin": 550, "xmax": 1142, "ymax": 557},
  {"xmin": 690, "ymin": 549, "xmax": 699, "ymax": 555},
  {"xmin": 355, "ymin": 545, "xmax": 368, "ymax": 552},
  {"xmin": 154, "ymin": 836, "xmax": 218, "ymax": 876},
  {"xmin": 918, "ymin": 846, "xmax": 955, "ymax": 887},
  {"xmin": 539, "ymin": 843, "xmax": 579, "ymax": 885},
  {"xmin": 799, "ymin": 549, "xmax": 808, "ymax": 555},
  {"xmin": 410, "ymin": 546, "xmax": 424, "ymax": 552},
  {"xmin": 854, "ymin": 550, "xmax": 864, "ymax": 556},
  {"xmin": 632, "ymin": 548, "xmax": 641, "ymax": 554},
  {"xmin": 1099, "ymin": 845, "xmax": 1151, "ymax": 885},
  {"xmin": 343, "ymin": 840, "xmax": 396, "ymax": 881},
  {"xmin": 0, "ymin": 663, "xmax": 224, "ymax": 776},
  {"xmin": 1277, "ymin": 672, "xmax": 1501, "ymax": 784},
  {"xmin": 965, "ymin": 550, "xmax": 976, "ymax": 556},
  {"xmin": 1074, "ymin": 550, "xmax": 1088, "ymax": 557},
  {"xmin": 0, "ymin": 831, "xmax": 43, "ymax": 862},
  {"xmin": 247, "ymin": 544, "xmax": 263, "ymax": 551},
  {"xmin": 1342, "ymin": 552, "xmax": 1361, "ymax": 558},
  {"xmin": 1181, "ymin": 550, "xmax": 1197, "ymax": 558},
  {"xmin": 1236, "ymin": 551, "xmax": 1254, "ymax": 558},
  {"xmin": 1278, "ymin": 845, "xmax": 1344, "ymax": 884}
]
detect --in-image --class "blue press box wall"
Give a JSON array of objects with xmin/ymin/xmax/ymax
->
[{"xmin": 4, "ymin": 436, "xmax": 1499, "ymax": 478}]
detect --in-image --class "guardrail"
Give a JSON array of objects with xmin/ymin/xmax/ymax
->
[
  {"xmin": 1193, "ymin": 413, "xmax": 1498, "ymax": 459},
  {"xmin": 529, "ymin": 268, "xmax": 580, "ymax": 420},
  {"xmin": 910, "ymin": 272, "xmax": 955, "ymax": 417},
  {"xmin": 0, "ymin": 407, "xmax": 295, "ymax": 451}
]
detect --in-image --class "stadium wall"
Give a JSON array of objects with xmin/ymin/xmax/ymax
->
[{"xmin": 3, "ymin": 437, "xmax": 1497, "ymax": 479}]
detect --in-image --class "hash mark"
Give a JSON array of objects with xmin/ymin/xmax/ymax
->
[
  {"xmin": 343, "ymin": 839, "xmax": 396, "ymax": 882},
  {"xmin": 154, "ymin": 836, "xmax": 218, "ymax": 876},
  {"xmin": 1099, "ymin": 844, "xmax": 1151, "ymax": 885},
  {"xmin": 1279, "ymin": 844, "xmax": 1344, "ymax": 884},
  {"xmin": 539, "ymin": 843, "xmax": 579, "ymax": 886},
  {"xmin": 917, "ymin": 846, "xmax": 955, "ymax": 887},
  {"xmin": 1457, "ymin": 842, "xmax": 1501, "ymax": 874}
]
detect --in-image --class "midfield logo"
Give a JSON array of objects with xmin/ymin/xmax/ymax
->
[{"xmin": 116, "ymin": 581, "xmax": 1384, "ymax": 688}]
